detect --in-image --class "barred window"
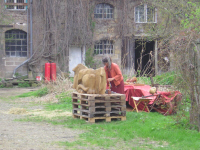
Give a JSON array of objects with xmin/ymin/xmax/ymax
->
[
  {"xmin": 5, "ymin": 29, "xmax": 27, "ymax": 57},
  {"xmin": 5, "ymin": 0, "xmax": 26, "ymax": 10},
  {"xmin": 135, "ymin": 4, "xmax": 156, "ymax": 23},
  {"xmin": 94, "ymin": 40, "xmax": 113, "ymax": 55},
  {"xmin": 94, "ymin": 3, "xmax": 114, "ymax": 19}
]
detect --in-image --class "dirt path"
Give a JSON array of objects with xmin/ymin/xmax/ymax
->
[{"xmin": 0, "ymin": 88, "xmax": 82, "ymax": 150}]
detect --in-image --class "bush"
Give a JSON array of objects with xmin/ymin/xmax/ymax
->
[
  {"xmin": 18, "ymin": 82, "xmax": 31, "ymax": 88},
  {"xmin": 153, "ymin": 71, "xmax": 175, "ymax": 85},
  {"xmin": 36, "ymin": 87, "xmax": 48, "ymax": 97}
]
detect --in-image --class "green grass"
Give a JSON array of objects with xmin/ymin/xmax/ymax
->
[
  {"xmin": 16, "ymin": 90, "xmax": 200, "ymax": 150},
  {"xmin": 45, "ymin": 93, "xmax": 72, "ymax": 111},
  {"xmin": 15, "ymin": 87, "xmax": 48, "ymax": 98},
  {"xmin": 14, "ymin": 85, "xmax": 200, "ymax": 149},
  {"xmin": 19, "ymin": 110, "xmax": 200, "ymax": 149}
]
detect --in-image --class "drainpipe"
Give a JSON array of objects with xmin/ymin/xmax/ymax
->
[{"xmin": 13, "ymin": 0, "xmax": 33, "ymax": 78}]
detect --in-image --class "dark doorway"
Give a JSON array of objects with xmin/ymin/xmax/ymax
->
[{"xmin": 135, "ymin": 39, "xmax": 155, "ymax": 76}]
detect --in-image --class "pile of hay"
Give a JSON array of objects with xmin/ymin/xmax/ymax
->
[
  {"xmin": 29, "ymin": 109, "xmax": 72, "ymax": 119},
  {"xmin": 8, "ymin": 107, "xmax": 28, "ymax": 115}
]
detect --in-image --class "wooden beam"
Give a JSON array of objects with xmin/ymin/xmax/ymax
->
[{"xmin": 5, "ymin": 3, "xmax": 28, "ymax": 6}]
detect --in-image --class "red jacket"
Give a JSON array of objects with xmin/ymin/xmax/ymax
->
[{"xmin": 104, "ymin": 63, "xmax": 123, "ymax": 87}]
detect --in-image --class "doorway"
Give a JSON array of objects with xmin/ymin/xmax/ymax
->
[
  {"xmin": 135, "ymin": 39, "xmax": 155, "ymax": 76},
  {"xmin": 69, "ymin": 47, "xmax": 82, "ymax": 77}
]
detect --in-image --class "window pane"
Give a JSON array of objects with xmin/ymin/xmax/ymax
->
[
  {"xmin": 21, "ymin": 52, "xmax": 27, "ymax": 57},
  {"xmin": 94, "ymin": 3, "xmax": 113, "ymax": 19},
  {"xmin": 5, "ymin": 40, "xmax": 10, "ymax": 45},
  {"xmin": 6, "ymin": 5, "xmax": 14, "ymax": 9},
  {"xmin": 16, "ymin": 52, "xmax": 21, "ymax": 57},
  {"xmin": 10, "ymin": 46, "xmax": 15, "ymax": 51},
  {"xmin": 16, "ymin": 46, "xmax": 21, "ymax": 51},
  {"xmin": 22, "ymin": 40, "xmax": 27, "ymax": 45},
  {"xmin": 135, "ymin": 8, "xmax": 139, "ymax": 22},
  {"xmin": 7, "ymin": 0, "xmax": 14, "ymax": 2},
  {"xmin": 16, "ymin": 6, "xmax": 24, "ymax": 9},
  {"xmin": 5, "ymin": 29, "xmax": 27, "ymax": 57},
  {"xmin": 17, "ymin": 40, "xmax": 21, "ymax": 45},
  {"xmin": 147, "ymin": 7, "xmax": 155, "ymax": 22},
  {"xmin": 10, "ymin": 40, "xmax": 15, "ymax": 45},
  {"xmin": 135, "ymin": 5, "xmax": 145, "ymax": 22},
  {"xmin": 16, "ymin": 34, "xmax": 20, "ymax": 39},
  {"xmin": 139, "ymin": 6, "xmax": 144, "ymax": 22},
  {"xmin": 22, "ymin": 46, "xmax": 27, "ymax": 51},
  {"xmin": 11, "ymin": 52, "xmax": 15, "ymax": 56},
  {"xmin": 100, "ymin": 45, "xmax": 103, "ymax": 50},
  {"xmin": 5, "ymin": 46, "xmax": 10, "ymax": 51},
  {"xmin": 17, "ymin": 0, "xmax": 24, "ymax": 3},
  {"xmin": 5, "ymin": 33, "xmax": 9, "ymax": 38},
  {"xmin": 6, "ymin": 52, "xmax": 10, "ymax": 57}
]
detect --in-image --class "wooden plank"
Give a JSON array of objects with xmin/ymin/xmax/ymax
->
[
  {"xmin": 73, "ymin": 114, "xmax": 126, "ymax": 123},
  {"xmin": 75, "ymin": 110, "xmax": 126, "ymax": 118}
]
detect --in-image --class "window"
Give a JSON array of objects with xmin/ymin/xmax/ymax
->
[
  {"xmin": 94, "ymin": 3, "xmax": 114, "ymax": 19},
  {"xmin": 5, "ymin": 29, "xmax": 27, "ymax": 57},
  {"xmin": 5, "ymin": 0, "xmax": 27, "ymax": 10},
  {"xmin": 135, "ymin": 4, "xmax": 156, "ymax": 23},
  {"xmin": 94, "ymin": 40, "xmax": 113, "ymax": 55}
]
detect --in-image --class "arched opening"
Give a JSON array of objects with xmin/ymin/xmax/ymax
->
[{"xmin": 5, "ymin": 29, "xmax": 27, "ymax": 57}]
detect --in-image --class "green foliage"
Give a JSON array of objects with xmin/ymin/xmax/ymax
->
[
  {"xmin": 137, "ymin": 77, "xmax": 151, "ymax": 85},
  {"xmin": 14, "ymin": 73, "xmax": 22, "ymax": 78},
  {"xmin": 0, "ymin": 83, "xmax": 5, "ymax": 88},
  {"xmin": 181, "ymin": 2, "xmax": 200, "ymax": 31},
  {"xmin": 16, "ymin": 87, "xmax": 48, "ymax": 98},
  {"xmin": 85, "ymin": 48, "xmax": 96, "ymax": 68},
  {"xmin": 18, "ymin": 82, "xmax": 31, "ymax": 88},
  {"xmin": 36, "ymin": 87, "xmax": 48, "ymax": 97},
  {"xmin": 153, "ymin": 71, "xmax": 175, "ymax": 85},
  {"xmin": 89, "ymin": 6, "xmax": 95, "ymax": 33},
  {"xmin": 123, "ymin": 72, "xmax": 175, "ymax": 85},
  {"xmin": 90, "ymin": 21, "xmax": 95, "ymax": 33},
  {"xmin": 69, "ymin": 77, "xmax": 74, "ymax": 83},
  {"xmin": 123, "ymin": 74, "xmax": 129, "ymax": 82}
]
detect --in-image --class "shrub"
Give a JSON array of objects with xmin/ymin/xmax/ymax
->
[
  {"xmin": 36, "ymin": 87, "xmax": 48, "ymax": 97},
  {"xmin": 18, "ymin": 82, "xmax": 31, "ymax": 88},
  {"xmin": 154, "ymin": 71, "xmax": 175, "ymax": 85}
]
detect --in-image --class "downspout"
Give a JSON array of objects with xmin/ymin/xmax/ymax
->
[{"xmin": 13, "ymin": 0, "xmax": 33, "ymax": 78}]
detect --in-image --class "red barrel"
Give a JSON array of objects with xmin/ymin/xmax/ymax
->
[
  {"xmin": 45, "ymin": 62, "xmax": 51, "ymax": 82},
  {"xmin": 50, "ymin": 63, "xmax": 56, "ymax": 81}
]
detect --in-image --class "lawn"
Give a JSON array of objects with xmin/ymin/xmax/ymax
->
[{"xmin": 16, "ymin": 90, "xmax": 200, "ymax": 150}]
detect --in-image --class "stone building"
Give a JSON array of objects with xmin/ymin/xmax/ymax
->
[{"xmin": 0, "ymin": 0, "xmax": 162, "ymax": 78}]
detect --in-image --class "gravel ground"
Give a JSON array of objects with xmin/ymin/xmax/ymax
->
[{"xmin": 0, "ymin": 88, "xmax": 82, "ymax": 150}]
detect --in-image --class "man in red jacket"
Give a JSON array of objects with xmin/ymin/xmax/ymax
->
[{"xmin": 102, "ymin": 56, "xmax": 125, "ymax": 94}]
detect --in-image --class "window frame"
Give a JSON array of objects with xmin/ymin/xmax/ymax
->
[
  {"xmin": 94, "ymin": 3, "xmax": 114, "ymax": 19},
  {"xmin": 5, "ymin": 29, "xmax": 28, "ymax": 58},
  {"xmin": 135, "ymin": 4, "xmax": 157, "ymax": 23},
  {"xmin": 5, "ymin": 0, "xmax": 27, "ymax": 10},
  {"xmin": 94, "ymin": 40, "xmax": 114, "ymax": 55}
]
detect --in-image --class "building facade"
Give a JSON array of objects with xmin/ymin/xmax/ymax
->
[{"xmin": 0, "ymin": 0, "xmax": 162, "ymax": 79}]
